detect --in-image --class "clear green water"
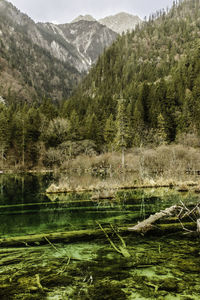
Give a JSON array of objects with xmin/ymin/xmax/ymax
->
[
  {"xmin": 0, "ymin": 174, "xmax": 199, "ymax": 237},
  {"xmin": 0, "ymin": 174, "xmax": 200, "ymax": 299}
]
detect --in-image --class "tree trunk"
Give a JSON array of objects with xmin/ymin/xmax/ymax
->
[{"xmin": 128, "ymin": 205, "xmax": 179, "ymax": 233}]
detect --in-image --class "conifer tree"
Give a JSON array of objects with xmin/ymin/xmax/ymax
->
[
  {"xmin": 104, "ymin": 113, "xmax": 115, "ymax": 149},
  {"xmin": 84, "ymin": 113, "xmax": 99, "ymax": 142},
  {"xmin": 69, "ymin": 110, "xmax": 80, "ymax": 141},
  {"xmin": 114, "ymin": 97, "xmax": 129, "ymax": 167},
  {"xmin": 156, "ymin": 113, "xmax": 167, "ymax": 145},
  {"xmin": 132, "ymin": 98, "xmax": 145, "ymax": 146},
  {"xmin": 0, "ymin": 104, "xmax": 9, "ymax": 167}
]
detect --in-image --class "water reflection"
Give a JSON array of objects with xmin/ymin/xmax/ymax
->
[{"xmin": 0, "ymin": 174, "xmax": 199, "ymax": 238}]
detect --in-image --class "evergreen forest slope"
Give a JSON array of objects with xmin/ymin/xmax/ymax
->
[
  {"xmin": 64, "ymin": 0, "xmax": 200, "ymax": 148},
  {"xmin": 1, "ymin": 0, "xmax": 200, "ymax": 170}
]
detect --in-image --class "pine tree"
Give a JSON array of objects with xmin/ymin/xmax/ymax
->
[
  {"xmin": 25, "ymin": 108, "xmax": 42, "ymax": 165},
  {"xmin": 132, "ymin": 98, "xmax": 145, "ymax": 147},
  {"xmin": 155, "ymin": 113, "xmax": 167, "ymax": 145},
  {"xmin": 0, "ymin": 104, "xmax": 9, "ymax": 168},
  {"xmin": 84, "ymin": 113, "xmax": 99, "ymax": 142},
  {"xmin": 69, "ymin": 110, "xmax": 80, "ymax": 141},
  {"xmin": 114, "ymin": 97, "xmax": 129, "ymax": 167},
  {"xmin": 104, "ymin": 113, "xmax": 115, "ymax": 149}
]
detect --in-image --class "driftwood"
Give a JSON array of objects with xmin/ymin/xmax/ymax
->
[{"xmin": 128, "ymin": 205, "xmax": 179, "ymax": 233}]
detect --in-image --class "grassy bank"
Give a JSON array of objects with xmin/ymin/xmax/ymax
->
[{"xmin": 46, "ymin": 144, "xmax": 200, "ymax": 193}]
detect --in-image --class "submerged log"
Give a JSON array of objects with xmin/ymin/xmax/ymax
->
[
  {"xmin": 128, "ymin": 205, "xmax": 180, "ymax": 233},
  {"xmin": 0, "ymin": 228, "xmax": 128, "ymax": 247},
  {"xmin": 0, "ymin": 221, "xmax": 197, "ymax": 247}
]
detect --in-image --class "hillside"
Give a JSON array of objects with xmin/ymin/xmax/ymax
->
[
  {"xmin": 1, "ymin": 0, "xmax": 200, "ymax": 169},
  {"xmin": 64, "ymin": 0, "xmax": 200, "ymax": 147},
  {"xmin": 0, "ymin": 0, "xmax": 80, "ymax": 101},
  {"xmin": 0, "ymin": 0, "xmax": 117, "ymax": 101},
  {"xmin": 39, "ymin": 20, "xmax": 117, "ymax": 71}
]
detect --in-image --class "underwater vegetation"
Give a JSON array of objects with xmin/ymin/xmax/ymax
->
[
  {"xmin": 0, "ymin": 235, "xmax": 200, "ymax": 299},
  {"xmin": 0, "ymin": 174, "xmax": 200, "ymax": 299}
]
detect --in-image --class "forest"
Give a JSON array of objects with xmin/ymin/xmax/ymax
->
[
  {"xmin": 1, "ymin": 1, "xmax": 200, "ymax": 299},
  {"xmin": 0, "ymin": 0, "xmax": 200, "ymax": 172}
]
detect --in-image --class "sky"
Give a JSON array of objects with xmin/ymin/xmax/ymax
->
[{"xmin": 8, "ymin": 0, "xmax": 175, "ymax": 24}]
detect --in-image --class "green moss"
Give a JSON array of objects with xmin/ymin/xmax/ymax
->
[
  {"xmin": 177, "ymin": 261, "xmax": 200, "ymax": 273},
  {"xmin": 159, "ymin": 277, "xmax": 179, "ymax": 292},
  {"xmin": 86, "ymin": 281, "xmax": 127, "ymax": 300},
  {"xmin": 41, "ymin": 274, "xmax": 73, "ymax": 287}
]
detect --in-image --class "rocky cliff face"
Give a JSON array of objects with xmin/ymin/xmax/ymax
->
[
  {"xmin": 70, "ymin": 12, "xmax": 142, "ymax": 35},
  {"xmin": 38, "ymin": 20, "xmax": 117, "ymax": 72},
  {"xmin": 0, "ymin": 0, "xmax": 117, "ymax": 73}
]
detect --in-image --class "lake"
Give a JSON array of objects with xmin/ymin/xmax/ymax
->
[{"xmin": 0, "ymin": 173, "xmax": 200, "ymax": 299}]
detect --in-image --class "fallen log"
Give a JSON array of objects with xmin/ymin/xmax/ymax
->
[
  {"xmin": 46, "ymin": 182, "xmax": 199, "ymax": 194},
  {"xmin": 0, "ymin": 220, "xmax": 197, "ymax": 247},
  {"xmin": 197, "ymin": 219, "xmax": 200, "ymax": 233},
  {"xmin": 0, "ymin": 228, "xmax": 128, "ymax": 247},
  {"xmin": 128, "ymin": 205, "xmax": 180, "ymax": 233}
]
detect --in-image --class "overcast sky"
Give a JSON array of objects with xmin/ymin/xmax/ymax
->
[{"xmin": 8, "ymin": 0, "xmax": 175, "ymax": 24}]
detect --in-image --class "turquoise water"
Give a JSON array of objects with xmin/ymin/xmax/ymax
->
[
  {"xmin": 0, "ymin": 174, "xmax": 199, "ymax": 237},
  {"xmin": 0, "ymin": 174, "xmax": 200, "ymax": 299}
]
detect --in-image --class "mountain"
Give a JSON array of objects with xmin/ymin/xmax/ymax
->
[
  {"xmin": 99, "ymin": 12, "xmax": 142, "ymax": 34},
  {"xmin": 71, "ymin": 15, "xmax": 96, "ymax": 23},
  {"xmin": 2, "ymin": 0, "xmax": 200, "ymax": 168},
  {"xmin": 38, "ymin": 20, "xmax": 117, "ymax": 72},
  {"xmin": 70, "ymin": 12, "xmax": 142, "ymax": 34},
  {"xmin": 0, "ymin": 0, "xmax": 80, "ymax": 101},
  {"xmin": 65, "ymin": 0, "xmax": 200, "ymax": 147},
  {"xmin": 0, "ymin": 0, "xmax": 117, "ymax": 101}
]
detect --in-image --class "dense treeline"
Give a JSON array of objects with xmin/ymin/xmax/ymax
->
[
  {"xmin": 1, "ymin": 0, "xmax": 200, "ymax": 169},
  {"xmin": 65, "ymin": 0, "xmax": 200, "ymax": 146},
  {"xmin": 0, "ymin": 99, "xmax": 99, "ymax": 169}
]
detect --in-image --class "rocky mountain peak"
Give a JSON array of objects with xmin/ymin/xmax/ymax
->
[
  {"xmin": 71, "ymin": 15, "xmax": 96, "ymax": 23},
  {"xmin": 99, "ymin": 12, "xmax": 142, "ymax": 34}
]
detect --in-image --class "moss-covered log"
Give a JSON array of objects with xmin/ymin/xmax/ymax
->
[
  {"xmin": 0, "ymin": 221, "xmax": 197, "ymax": 247},
  {"xmin": 0, "ymin": 228, "xmax": 128, "ymax": 247}
]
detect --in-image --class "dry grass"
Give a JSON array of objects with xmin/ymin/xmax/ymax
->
[{"xmin": 46, "ymin": 144, "xmax": 200, "ymax": 192}]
